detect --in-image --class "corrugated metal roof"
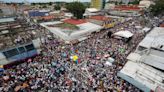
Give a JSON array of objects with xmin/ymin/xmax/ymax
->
[
  {"xmin": 0, "ymin": 18, "xmax": 15, "ymax": 23},
  {"xmin": 139, "ymin": 27, "xmax": 164, "ymax": 50}
]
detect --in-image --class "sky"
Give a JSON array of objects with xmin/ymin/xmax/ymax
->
[{"xmin": 0, "ymin": 0, "xmax": 91, "ymax": 3}]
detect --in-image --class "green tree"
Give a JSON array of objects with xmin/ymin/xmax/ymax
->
[
  {"xmin": 54, "ymin": 5, "xmax": 61, "ymax": 10},
  {"xmin": 128, "ymin": 0, "xmax": 140, "ymax": 5},
  {"xmin": 31, "ymin": 3, "xmax": 36, "ymax": 5},
  {"xmin": 49, "ymin": 2, "xmax": 53, "ymax": 5},
  {"xmin": 0, "ymin": 9, "xmax": 3, "ymax": 13},
  {"xmin": 42, "ymin": 5, "xmax": 47, "ymax": 8},
  {"xmin": 66, "ymin": 2, "xmax": 86, "ymax": 19},
  {"xmin": 150, "ymin": 0, "xmax": 164, "ymax": 16}
]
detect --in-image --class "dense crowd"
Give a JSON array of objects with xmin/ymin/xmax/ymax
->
[{"xmin": 0, "ymin": 17, "xmax": 145, "ymax": 92}]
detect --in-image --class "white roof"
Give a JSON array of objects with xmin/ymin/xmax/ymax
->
[
  {"xmin": 40, "ymin": 21, "xmax": 102, "ymax": 41},
  {"xmin": 142, "ymin": 52, "xmax": 164, "ymax": 70},
  {"xmin": 86, "ymin": 8, "xmax": 99, "ymax": 12},
  {"xmin": 0, "ymin": 18, "xmax": 15, "ymax": 23},
  {"xmin": 113, "ymin": 31, "xmax": 133, "ymax": 38},
  {"xmin": 139, "ymin": 27, "xmax": 164, "ymax": 50},
  {"xmin": 120, "ymin": 61, "xmax": 164, "ymax": 91},
  {"xmin": 139, "ymin": 0, "xmax": 152, "ymax": 8},
  {"xmin": 64, "ymin": 13, "xmax": 73, "ymax": 17},
  {"xmin": 127, "ymin": 53, "xmax": 141, "ymax": 62}
]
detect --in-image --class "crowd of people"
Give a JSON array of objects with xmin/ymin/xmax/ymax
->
[{"xmin": 0, "ymin": 17, "xmax": 145, "ymax": 92}]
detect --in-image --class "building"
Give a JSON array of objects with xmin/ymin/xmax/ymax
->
[
  {"xmin": 0, "ymin": 17, "xmax": 43, "ymax": 66},
  {"xmin": 108, "ymin": 5, "xmax": 142, "ymax": 16},
  {"xmin": 139, "ymin": 0, "xmax": 154, "ymax": 8},
  {"xmin": 83, "ymin": 8, "xmax": 101, "ymax": 17},
  {"xmin": 90, "ymin": 0, "xmax": 106, "ymax": 10},
  {"xmin": 87, "ymin": 15, "xmax": 116, "ymax": 29},
  {"xmin": 108, "ymin": 0, "xmax": 136, "ymax": 4},
  {"xmin": 40, "ymin": 19, "xmax": 102, "ymax": 42},
  {"xmin": 118, "ymin": 27, "xmax": 164, "ymax": 92}
]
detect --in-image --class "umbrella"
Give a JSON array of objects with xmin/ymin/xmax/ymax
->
[{"xmin": 73, "ymin": 55, "xmax": 78, "ymax": 61}]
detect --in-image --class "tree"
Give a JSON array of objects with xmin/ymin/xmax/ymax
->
[
  {"xmin": 31, "ymin": 3, "xmax": 36, "ymax": 6},
  {"xmin": 0, "ymin": 9, "xmax": 3, "ymax": 13},
  {"xmin": 54, "ymin": 5, "xmax": 61, "ymax": 10},
  {"xmin": 49, "ymin": 2, "xmax": 53, "ymax": 5},
  {"xmin": 42, "ymin": 5, "xmax": 47, "ymax": 8},
  {"xmin": 150, "ymin": 0, "xmax": 164, "ymax": 16},
  {"xmin": 66, "ymin": 2, "xmax": 86, "ymax": 19},
  {"xmin": 128, "ymin": 0, "xmax": 140, "ymax": 5}
]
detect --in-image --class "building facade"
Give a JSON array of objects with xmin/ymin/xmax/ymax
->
[{"xmin": 91, "ymin": 0, "xmax": 106, "ymax": 10}]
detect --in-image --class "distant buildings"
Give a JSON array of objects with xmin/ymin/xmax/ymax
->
[
  {"xmin": 90, "ymin": 0, "xmax": 106, "ymax": 10},
  {"xmin": 108, "ymin": 0, "xmax": 136, "ymax": 4},
  {"xmin": 107, "ymin": 5, "xmax": 142, "ymax": 16},
  {"xmin": 83, "ymin": 8, "xmax": 101, "ymax": 17},
  {"xmin": 139, "ymin": 0, "xmax": 154, "ymax": 8}
]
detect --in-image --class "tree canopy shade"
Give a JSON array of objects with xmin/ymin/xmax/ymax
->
[
  {"xmin": 66, "ymin": 2, "xmax": 86, "ymax": 19},
  {"xmin": 54, "ymin": 5, "xmax": 61, "ymax": 10},
  {"xmin": 128, "ymin": 0, "xmax": 140, "ymax": 5},
  {"xmin": 150, "ymin": 0, "xmax": 164, "ymax": 16}
]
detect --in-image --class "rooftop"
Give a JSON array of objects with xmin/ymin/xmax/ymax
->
[
  {"xmin": 40, "ymin": 15, "xmax": 55, "ymax": 20},
  {"xmin": 86, "ymin": 8, "xmax": 99, "ymax": 12},
  {"xmin": 40, "ymin": 21, "xmax": 102, "ymax": 41},
  {"xmin": 139, "ymin": 27, "xmax": 164, "ymax": 50},
  {"xmin": 89, "ymin": 16, "xmax": 109, "ymax": 21},
  {"xmin": 63, "ymin": 19, "xmax": 87, "ymax": 25},
  {"xmin": 160, "ymin": 23, "xmax": 164, "ymax": 27},
  {"xmin": 0, "ymin": 17, "xmax": 42, "ymax": 51},
  {"xmin": 114, "ymin": 5, "xmax": 141, "ymax": 11},
  {"xmin": 0, "ymin": 17, "xmax": 15, "ymax": 23},
  {"xmin": 119, "ymin": 27, "xmax": 164, "ymax": 92}
]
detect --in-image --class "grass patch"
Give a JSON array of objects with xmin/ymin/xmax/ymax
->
[{"xmin": 48, "ymin": 23, "xmax": 79, "ymax": 30}]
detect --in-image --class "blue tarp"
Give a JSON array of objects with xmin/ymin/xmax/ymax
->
[
  {"xmin": 29, "ymin": 11, "xmax": 48, "ymax": 17},
  {"xmin": 0, "ymin": 68, "xmax": 4, "ymax": 71}
]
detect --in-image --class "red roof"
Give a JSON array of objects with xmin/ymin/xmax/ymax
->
[
  {"xmin": 89, "ymin": 16, "xmax": 110, "ymax": 21},
  {"xmin": 63, "ymin": 19, "xmax": 87, "ymax": 25},
  {"xmin": 41, "ymin": 15, "xmax": 55, "ymax": 20},
  {"xmin": 160, "ymin": 23, "xmax": 164, "ymax": 27},
  {"xmin": 114, "ymin": 5, "xmax": 140, "ymax": 11}
]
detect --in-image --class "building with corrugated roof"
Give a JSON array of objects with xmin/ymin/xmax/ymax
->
[
  {"xmin": 118, "ymin": 27, "xmax": 164, "ymax": 92},
  {"xmin": 0, "ymin": 17, "xmax": 43, "ymax": 66},
  {"xmin": 40, "ymin": 19, "xmax": 102, "ymax": 42},
  {"xmin": 108, "ymin": 5, "xmax": 142, "ymax": 16}
]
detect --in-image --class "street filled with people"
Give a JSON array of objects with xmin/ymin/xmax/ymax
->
[{"xmin": 0, "ymin": 17, "xmax": 145, "ymax": 92}]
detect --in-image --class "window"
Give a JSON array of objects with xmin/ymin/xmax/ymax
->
[
  {"xmin": 18, "ymin": 47, "xmax": 26, "ymax": 53},
  {"xmin": 3, "ymin": 48, "xmax": 19, "ymax": 58},
  {"xmin": 25, "ymin": 44, "xmax": 35, "ymax": 51}
]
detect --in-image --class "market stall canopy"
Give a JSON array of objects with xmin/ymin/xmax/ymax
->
[{"xmin": 113, "ymin": 31, "xmax": 133, "ymax": 38}]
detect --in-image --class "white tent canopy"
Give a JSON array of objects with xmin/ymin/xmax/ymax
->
[{"xmin": 113, "ymin": 31, "xmax": 133, "ymax": 38}]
